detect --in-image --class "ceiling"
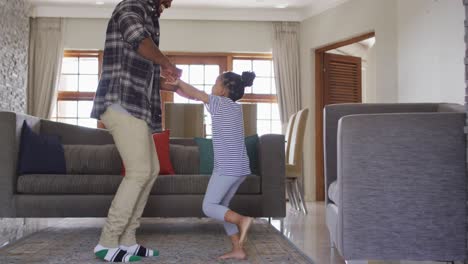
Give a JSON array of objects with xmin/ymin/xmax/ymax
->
[
  {"xmin": 29, "ymin": 0, "xmax": 315, "ymax": 8},
  {"xmin": 27, "ymin": 0, "xmax": 350, "ymax": 21}
]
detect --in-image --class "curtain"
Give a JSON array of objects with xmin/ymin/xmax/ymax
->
[
  {"xmin": 272, "ymin": 22, "xmax": 301, "ymax": 131},
  {"xmin": 27, "ymin": 17, "xmax": 64, "ymax": 118}
]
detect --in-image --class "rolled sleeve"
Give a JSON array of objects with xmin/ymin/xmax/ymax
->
[{"xmin": 114, "ymin": 1, "xmax": 151, "ymax": 50}]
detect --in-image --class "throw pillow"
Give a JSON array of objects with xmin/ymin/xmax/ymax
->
[
  {"xmin": 17, "ymin": 121, "xmax": 66, "ymax": 175},
  {"xmin": 194, "ymin": 134, "xmax": 259, "ymax": 175},
  {"xmin": 193, "ymin": 137, "xmax": 214, "ymax": 175},
  {"xmin": 122, "ymin": 130, "xmax": 175, "ymax": 176},
  {"xmin": 244, "ymin": 134, "xmax": 259, "ymax": 174}
]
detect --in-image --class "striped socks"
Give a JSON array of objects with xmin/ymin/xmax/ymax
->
[
  {"xmin": 94, "ymin": 244, "xmax": 141, "ymax": 262},
  {"xmin": 119, "ymin": 244, "xmax": 159, "ymax": 257}
]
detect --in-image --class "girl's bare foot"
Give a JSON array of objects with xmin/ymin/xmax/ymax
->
[
  {"xmin": 239, "ymin": 217, "xmax": 253, "ymax": 246},
  {"xmin": 218, "ymin": 248, "xmax": 246, "ymax": 260}
]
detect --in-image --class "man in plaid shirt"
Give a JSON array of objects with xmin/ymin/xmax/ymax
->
[{"xmin": 91, "ymin": 0, "xmax": 181, "ymax": 262}]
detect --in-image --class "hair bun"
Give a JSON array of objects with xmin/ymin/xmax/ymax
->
[{"xmin": 241, "ymin": 71, "xmax": 256, "ymax": 87}]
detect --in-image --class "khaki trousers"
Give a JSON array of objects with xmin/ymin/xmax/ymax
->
[{"xmin": 98, "ymin": 108, "xmax": 160, "ymax": 247}]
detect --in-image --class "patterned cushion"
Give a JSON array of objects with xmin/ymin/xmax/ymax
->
[
  {"xmin": 63, "ymin": 145, "xmax": 122, "ymax": 175},
  {"xmin": 17, "ymin": 174, "xmax": 261, "ymax": 195},
  {"xmin": 170, "ymin": 144, "xmax": 199, "ymax": 174}
]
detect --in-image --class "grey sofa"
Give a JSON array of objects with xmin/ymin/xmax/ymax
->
[
  {"xmin": 323, "ymin": 103, "xmax": 467, "ymax": 262},
  {"xmin": 0, "ymin": 111, "xmax": 286, "ymax": 218}
]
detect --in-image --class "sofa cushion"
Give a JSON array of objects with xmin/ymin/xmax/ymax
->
[
  {"xmin": 169, "ymin": 144, "xmax": 199, "ymax": 174},
  {"xmin": 17, "ymin": 174, "xmax": 261, "ymax": 195},
  {"xmin": 63, "ymin": 144, "xmax": 122, "ymax": 175},
  {"xmin": 328, "ymin": 180, "xmax": 339, "ymax": 206}
]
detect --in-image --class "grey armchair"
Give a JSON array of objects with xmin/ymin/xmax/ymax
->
[{"xmin": 323, "ymin": 103, "xmax": 466, "ymax": 263}]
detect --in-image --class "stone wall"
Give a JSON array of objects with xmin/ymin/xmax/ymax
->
[
  {"xmin": 0, "ymin": 0, "xmax": 30, "ymax": 113},
  {"xmin": 465, "ymin": 1, "xmax": 468, "ymax": 262},
  {"xmin": 0, "ymin": 0, "xmax": 63, "ymax": 249}
]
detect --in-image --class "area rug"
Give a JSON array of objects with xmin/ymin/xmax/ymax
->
[{"xmin": 0, "ymin": 218, "xmax": 314, "ymax": 264}]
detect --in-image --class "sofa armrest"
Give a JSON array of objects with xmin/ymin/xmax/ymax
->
[
  {"xmin": 258, "ymin": 134, "xmax": 286, "ymax": 217},
  {"xmin": 0, "ymin": 112, "xmax": 41, "ymax": 216},
  {"xmin": 336, "ymin": 112, "xmax": 466, "ymax": 260},
  {"xmin": 323, "ymin": 103, "xmax": 440, "ymax": 204}
]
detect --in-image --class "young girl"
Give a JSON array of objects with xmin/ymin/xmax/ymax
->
[{"xmin": 169, "ymin": 71, "xmax": 256, "ymax": 260}]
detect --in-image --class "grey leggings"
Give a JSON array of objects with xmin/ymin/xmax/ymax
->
[{"xmin": 202, "ymin": 172, "xmax": 246, "ymax": 236}]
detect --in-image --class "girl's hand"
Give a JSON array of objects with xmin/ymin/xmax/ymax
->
[
  {"xmin": 165, "ymin": 78, "xmax": 180, "ymax": 87},
  {"xmin": 160, "ymin": 77, "xmax": 179, "ymax": 92}
]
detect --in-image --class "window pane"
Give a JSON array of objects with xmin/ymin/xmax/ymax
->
[
  {"xmin": 233, "ymin": 60, "xmax": 252, "ymax": 73},
  {"xmin": 57, "ymin": 101, "xmax": 77, "ymax": 117},
  {"xmin": 78, "ymin": 118, "xmax": 97, "ymax": 128},
  {"xmin": 189, "ymin": 65, "xmax": 204, "ymax": 84},
  {"xmin": 51, "ymin": 103, "xmax": 57, "ymax": 118},
  {"xmin": 244, "ymin": 86, "xmax": 252, "ymax": 94},
  {"xmin": 79, "ymin": 57, "xmax": 99, "ymax": 74},
  {"xmin": 62, "ymin": 57, "xmax": 78, "ymax": 74},
  {"xmin": 271, "ymin": 103, "xmax": 280, "ymax": 120},
  {"xmin": 257, "ymin": 120, "xmax": 271, "ymax": 136},
  {"xmin": 78, "ymin": 101, "xmax": 93, "ymax": 118},
  {"xmin": 204, "ymin": 85, "xmax": 212, "ymax": 93},
  {"xmin": 205, "ymin": 124, "xmax": 212, "ymax": 137},
  {"xmin": 253, "ymin": 60, "xmax": 272, "ymax": 77},
  {"xmin": 174, "ymin": 94, "xmax": 189, "ymax": 103},
  {"xmin": 257, "ymin": 103, "xmax": 272, "ymax": 120},
  {"xmin": 177, "ymin": 64, "xmax": 189, "ymax": 82},
  {"xmin": 79, "ymin": 75, "xmax": 98, "ymax": 92},
  {"xmin": 60, "ymin": 75, "xmax": 78, "ymax": 91},
  {"xmin": 57, "ymin": 118, "xmax": 77, "ymax": 126},
  {"xmin": 271, "ymin": 79, "xmax": 277, "ymax": 94},
  {"xmin": 272, "ymin": 120, "xmax": 282, "ymax": 134},
  {"xmin": 205, "ymin": 65, "xmax": 219, "ymax": 84},
  {"xmin": 252, "ymin": 77, "xmax": 271, "ymax": 94}
]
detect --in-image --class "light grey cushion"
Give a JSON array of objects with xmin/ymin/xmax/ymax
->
[
  {"xmin": 328, "ymin": 180, "xmax": 339, "ymax": 206},
  {"xmin": 170, "ymin": 144, "xmax": 199, "ymax": 174},
  {"xmin": 17, "ymin": 174, "xmax": 261, "ymax": 195},
  {"xmin": 63, "ymin": 145, "xmax": 122, "ymax": 175}
]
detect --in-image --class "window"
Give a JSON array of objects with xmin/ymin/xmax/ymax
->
[
  {"xmin": 232, "ymin": 58, "xmax": 280, "ymax": 135},
  {"xmin": 51, "ymin": 51, "xmax": 102, "ymax": 128},
  {"xmin": 52, "ymin": 51, "xmax": 281, "ymax": 135},
  {"xmin": 166, "ymin": 53, "xmax": 280, "ymax": 136}
]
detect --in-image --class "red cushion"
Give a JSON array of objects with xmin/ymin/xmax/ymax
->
[{"xmin": 121, "ymin": 130, "xmax": 175, "ymax": 176}]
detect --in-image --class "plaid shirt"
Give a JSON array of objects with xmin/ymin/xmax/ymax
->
[{"xmin": 91, "ymin": 0, "xmax": 162, "ymax": 132}]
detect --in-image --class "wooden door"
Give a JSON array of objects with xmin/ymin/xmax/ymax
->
[
  {"xmin": 323, "ymin": 53, "xmax": 362, "ymax": 105},
  {"xmin": 315, "ymin": 52, "xmax": 362, "ymax": 201}
]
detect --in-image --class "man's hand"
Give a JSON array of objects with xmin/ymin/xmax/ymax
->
[
  {"xmin": 161, "ymin": 62, "xmax": 182, "ymax": 82},
  {"xmin": 160, "ymin": 77, "xmax": 179, "ymax": 92}
]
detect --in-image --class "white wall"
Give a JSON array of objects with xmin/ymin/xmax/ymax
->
[
  {"xmin": 397, "ymin": 0, "xmax": 464, "ymax": 104},
  {"xmin": 64, "ymin": 18, "xmax": 273, "ymax": 53},
  {"xmin": 299, "ymin": 0, "xmax": 398, "ymax": 201},
  {"xmin": 365, "ymin": 45, "xmax": 377, "ymax": 103}
]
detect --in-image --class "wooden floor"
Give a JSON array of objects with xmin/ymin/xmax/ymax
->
[{"xmin": 271, "ymin": 202, "xmax": 455, "ymax": 264}]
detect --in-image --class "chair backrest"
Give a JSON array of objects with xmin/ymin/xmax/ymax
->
[
  {"xmin": 287, "ymin": 108, "xmax": 309, "ymax": 167},
  {"xmin": 242, "ymin": 104, "xmax": 257, "ymax": 136},
  {"xmin": 164, "ymin": 103, "xmax": 204, "ymax": 138},
  {"xmin": 284, "ymin": 113, "xmax": 297, "ymax": 161}
]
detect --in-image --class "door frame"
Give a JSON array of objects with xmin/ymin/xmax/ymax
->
[{"xmin": 314, "ymin": 32, "xmax": 375, "ymax": 201}]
